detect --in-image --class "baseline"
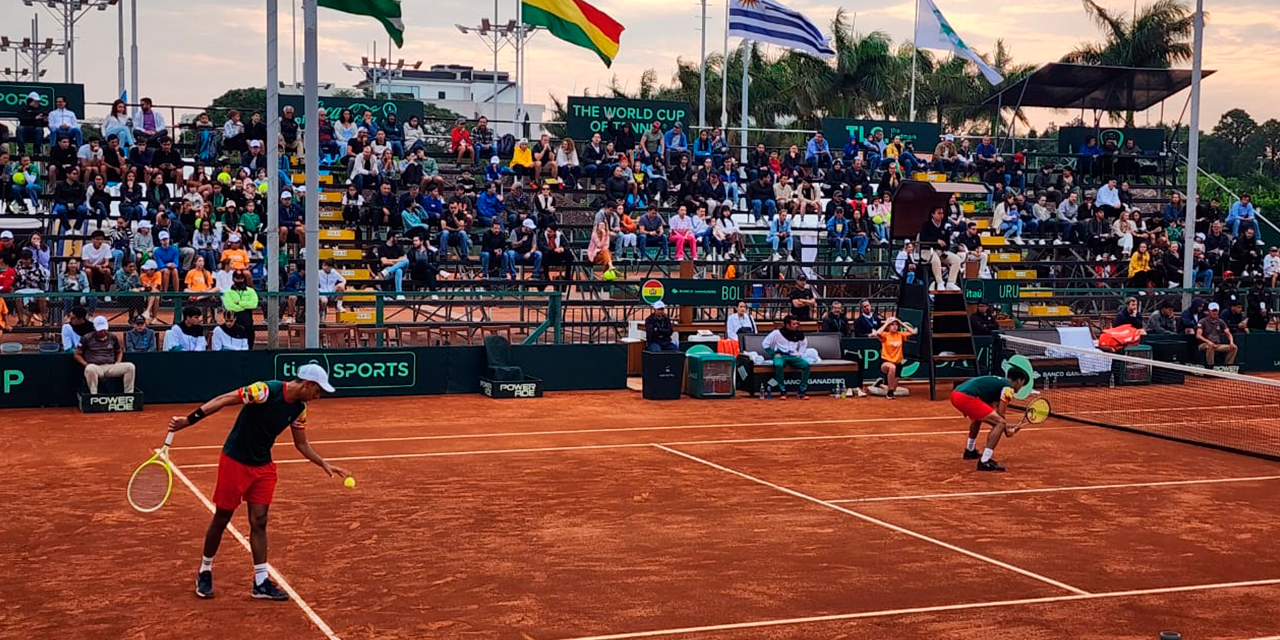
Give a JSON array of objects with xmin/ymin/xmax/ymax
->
[{"xmin": 828, "ymin": 475, "xmax": 1280, "ymax": 503}]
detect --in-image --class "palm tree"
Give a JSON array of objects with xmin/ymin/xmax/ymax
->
[{"xmin": 1062, "ymin": 0, "xmax": 1195, "ymax": 124}]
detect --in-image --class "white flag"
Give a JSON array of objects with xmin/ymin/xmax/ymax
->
[{"xmin": 915, "ymin": 0, "xmax": 1004, "ymax": 85}]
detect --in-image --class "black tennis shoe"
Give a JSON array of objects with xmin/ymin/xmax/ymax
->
[
  {"xmin": 963, "ymin": 448, "xmax": 981, "ymax": 460},
  {"xmin": 195, "ymin": 571, "xmax": 214, "ymax": 599},
  {"xmin": 251, "ymin": 577, "xmax": 289, "ymax": 601},
  {"xmin": 976, "ymin": 459, "xmax": 1006, "ymax": 472}
]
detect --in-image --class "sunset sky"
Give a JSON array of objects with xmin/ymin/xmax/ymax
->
[{"xmin": 6, "ymin": 0, "xmax": 1274, "ymax": 130}]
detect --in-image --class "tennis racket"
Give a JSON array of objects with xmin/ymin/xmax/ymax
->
[
  {"xmin": 1007, "ymin": 397, "xmax": 1051, "ymax": 437},
  {"xmin": 127, "ymin": 432, "xmax": 175, "ymax": 513}
]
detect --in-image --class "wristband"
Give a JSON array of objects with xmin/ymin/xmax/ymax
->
[{"xmin": 187, "ymin": 407, "xmax": 206, "ymax": 425}]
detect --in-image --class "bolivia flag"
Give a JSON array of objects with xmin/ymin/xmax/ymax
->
[{"xmin": 522, "ymin": 0, "xmax": 624, "ymax": 67}]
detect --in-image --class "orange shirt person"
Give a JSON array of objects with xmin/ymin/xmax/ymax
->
[
  {"xmin": 220, "ymin": 233, "xmax": 251, "ymax": 271},
  {"xmin": 870, "ymin": 316, "xmax": 916, "ymax": 400}
]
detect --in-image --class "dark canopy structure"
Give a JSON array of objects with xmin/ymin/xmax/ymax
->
[{"xmin": 982, "ymin": 63, "xmax": 1216, "ymax": 112}]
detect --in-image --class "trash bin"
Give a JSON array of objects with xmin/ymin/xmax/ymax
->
[
  {"xmin": 686, "ymin": 352, "xmax": 736, "ymax": 398},
  {"xmin": 642, "ymin": 350, "xmax": 685, "ymax": 400}
]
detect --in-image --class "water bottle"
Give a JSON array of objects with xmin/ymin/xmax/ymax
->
[
  {"xmin": 765, "ymin": 382, "xmax": 772, "ymax": 400},
  {"xmin": 759, "ymin": 383, "xmax": 767, "ymax": 400}
]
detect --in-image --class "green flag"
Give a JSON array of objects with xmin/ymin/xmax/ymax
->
[{"xmin": 318, "ymin": 0, "xmax": 404, "ymax": 47}]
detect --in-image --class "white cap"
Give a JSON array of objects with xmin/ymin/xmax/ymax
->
[
  {"xmin": 522, "ymin": 218, "xmax": 536, "ymax": 230},
  {"xmin": 26, "ymin": 91, "xmax": 40, "ymax": 101},
  {"xmin": 157, "ymin": 230, "xmax": 170, "ymax": 240},
  {"xmin": 1208, "ymin": 302, "xmax": 1220, "ymax": 311},
  {"xmin": 281, "ymin": 191, "xmax": 293, "ymax": 199},
  {"xmin": 228, "ymin": 233, "xmax": 242, "ymax": 243},
  {"xmin": 490, "ymin": 156, "xmax": 500, "ymax": 164},
  {"xmin": 944, "ymin": 133, "xmax": 955, "ymax": 141},
  {"xmin": 92, "ymin": 316, "xmax": 109, "ymax": 331},
  {"xmin": 295, "ymin": 185, "xmax": 306, "ymax": 194},
  {"xmin": 138, "ymin": 221, "xmax": 152, "ymax": 230},
  {"xmin": 0, "ymin": 230, "xmax": 12, "ymax": 239},
  {"xmin": 295, "ymin": 363, "xmax": 336, "ymax": 392},
  {"xmin": 249, "ymin": 140, "xmax": 261, "ymax": 147},
  {"xmin": 141, "ymin": 259, "xmax": 157, "ymax": 270},
  {"xmin": 652, "ymin": 301, "xmax": 666, "ymax": 310}
]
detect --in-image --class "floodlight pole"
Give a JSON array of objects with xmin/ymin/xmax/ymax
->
[
  {"xmin": 304, "ymin": 0, "xmax": 320, "ymax": 348},
  {"xmin": 1180, "ymin": 0, "xmax": 1204, "ymax": 306},
  {"xmin": 698, "ymin": 0, "xmax": 707, "ymax": 128},
  {"xmin": 267, "ymin": 0, "xmax": 281, "ymax": 349}
]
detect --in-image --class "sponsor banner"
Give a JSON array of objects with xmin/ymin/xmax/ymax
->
[
  {"xmin": 479, "ymin": 377, "xmax": 545, "ymax": 399},
  {"xmin": 1055, "ymin": 126, "xmax": 1165, "ymax": 155},
  {"xmin": 820, "ymin": 118, "xmax": 941, "ymax": 149},
  {"xmin": 0, "ymin": 81, "xmax": 85, "ymax": 119},
  {"xmin": 642, "ymin": 279, "xmax": 743, "ymax": 306},
  {"xmin": 565, "ymin": 96, "xmax": 689, "ymax": 141},
  {"xmin": 79, "ymin": 393, "xmax": 144, "ymax": 413},
  {"xmin": 275, "ymin": 351, "xmax": 416, "ymax": 390}
]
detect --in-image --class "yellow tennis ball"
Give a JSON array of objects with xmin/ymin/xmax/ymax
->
[
  {"xmin": 12, "ymin": 172, "xmax": 26, "ymax": 185},
  {"xmin": 603, "ymin": 269, "xmax": 617, "ymax": 281},
  {"xmin": 343, "ymin": 476, "xmax": 355, "ymax": 488},
  {"xmin": 872, "ymin": 214, "xmax": 884, "ymax": 225},
  {"xmin": 217, "ymin": 171, "xmax": 231, "ymax": 185},
  {"xmin": 1001, "ymin": 386, "xmax": 1015, "ymax": 403}
]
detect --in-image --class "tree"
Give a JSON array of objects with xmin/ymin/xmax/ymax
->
[
  {"xmin": 206, "ymin": 87, "xmax": 267, "ymax": 116},
  {"xmin": 1212, "ymin": 109, "xmax": 1257, "ymax": 148}
]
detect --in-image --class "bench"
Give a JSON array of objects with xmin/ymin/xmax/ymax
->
[{"xmin": 734, "ymin": 332, "xmax": 861, "ymax": 395}]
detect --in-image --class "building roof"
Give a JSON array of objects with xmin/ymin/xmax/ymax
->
[{"xmin": 983, "ymin": 63, "xmax": 1216, "ymax": 111}]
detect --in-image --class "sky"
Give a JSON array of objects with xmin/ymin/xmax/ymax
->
[{"xmin": 3, "ymin": 0, "xmax": 1276, "ymax": 131}]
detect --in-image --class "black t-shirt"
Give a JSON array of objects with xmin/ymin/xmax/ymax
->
[
  {"xmin": 222, "ymin": 381, "xmax": 306, "ymax": 466},
  {"xmin": 377, "ymin": 242, "xmax": 404, "ymax": 261},
  {"xmin": 50, "ymin": 145, "xmax": 78, "ymax": 171},
  {"xmin": 789, "ymin": 287, "xmax": 815, "ymax": 321}
]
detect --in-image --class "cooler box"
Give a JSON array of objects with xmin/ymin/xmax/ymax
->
[
  {"xmin": 685, "ymin": 352, "xmax": 736, "ymax": 398},
  {"xmin": 641, "ymin": 350, "xmax": 685, "ymax": 400},
  {"xmin": 1113, "ymin": 344, "xmax": 1153, "ymax": 385}
]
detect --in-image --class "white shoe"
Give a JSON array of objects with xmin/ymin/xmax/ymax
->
[
  {"xmin": 1053, "ymin": 239, "xmax": 1064, "ymax": 245},
  {"xmin": 395, "ymin": 294, "xmax": 406, "ymax": 300},
  {"xmin": 771, "ymin": 252, "xmax": 782, "ymax": 261},
  {"xmin": 379, "ymin": 269, "xmax": 389, "ymax": 279},
  {"xmin": 786, "ymin": 254, "xmax": 795, "ymax": 262},
  {"xmin": 980, "ymin": 268, "xmax": 992, "ymax": 279},
  {"xmin": 1037, "ymin": 239, "xmax": 1047, "ymax": 245},
  {"xmin": 103, "ymin": 296, "xmax": 112, "ymax": 303},
  {"xmin": 929, "ymin": 283, "xmax": 942, "ymax": 292},
  {"xmin": 946, "ymin": 282, "xmax": 962, "ymax": 291},
  {"xmin": 336, "ymin": 303, "xmax": 345, "ymax": 312}
]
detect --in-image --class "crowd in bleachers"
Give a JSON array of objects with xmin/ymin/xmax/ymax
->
[{"xmin": 1, "ymin": 89, "xmax": 1276, "ymax": 346}]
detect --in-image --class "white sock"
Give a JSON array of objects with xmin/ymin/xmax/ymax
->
[
  {"xmin": 254, "ymin": 563, "xmax": 269, "ymax": 586},
  {"xmin": 981, "ymin": 448, "xmax": 995, "ymax": 463},
  {"xmin": 966, "ymin": 438, "xmax": 977, "ymax": 451},
  {"xmin": 199, "ymin": 556, "xmax": 214, "ymax": 573}
]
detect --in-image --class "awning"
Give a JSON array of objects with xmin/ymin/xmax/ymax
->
[{"xmin": 982, "ymin": 63, "xmax": 1216, "ymax": 112}]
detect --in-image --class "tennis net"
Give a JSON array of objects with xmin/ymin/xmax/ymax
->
[{"xmin": 995, "ymin": 333, "xmax": 1280, "ymax": 461}]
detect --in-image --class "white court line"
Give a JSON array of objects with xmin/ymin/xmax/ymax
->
[
  {"xmin": 170, "ymin": 415, "xmax": 966, "ymax": 451},
  {"xmin": 553, "ymin": 578, "xmax": 1280, "ymax": 640},
  {"xmin": 652, "ymin": 444, "xmax": 1090, "ymax": 596},
  {"xmin": 828, "ymin": 475, "xmax": 1280, "ymax": 503},
  {"xmin": 1073, "ymin": 403, "xmax": 1280, "ymax": 415},
  {"xmin": 176, "ymin": 426, "xmax": 1079, "ymax": 469},
  {"xmin": 168, "ymin": 457, "xmax": 342, "ymax": 640}
]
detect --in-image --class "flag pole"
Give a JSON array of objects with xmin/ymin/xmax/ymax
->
[
  {"xmin": 266, "ymin": 0, "xmax": 281, "ymax": 349},
  {"xmin": 698, "ymin": 0, "xmax": 707, "ymax": 129},
  {"xmin": 720, "ymin": 0, "xmax": 729, "ymax": 128},
  {"xmin": 1180, "ymin": 0, "xmax": 1204, "ymax": 305},
  {"xmin": 304, "ymin": 0, "xmax": 320, "ymax": 348},
  {"xmin": 909, "ymin": 0, "xmax": 919, "ymax": 121},
  {"xmin": 739, "ymin": 40, "xmax": 750, "ymax": 163}
]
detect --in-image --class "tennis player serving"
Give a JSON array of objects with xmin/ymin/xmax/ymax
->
[
  {"xmin": 950, "ymin": 355, "xmax": 1039, "ymax": 472},
  {"xmin": 167, "ymin": 363, "xmax": 350, "ymax": 600}
]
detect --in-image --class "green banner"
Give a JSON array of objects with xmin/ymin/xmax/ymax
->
[
  {"xmin": 275, "ymin": 351, "xmax": 416, "ymax": 390},
  {"xmin": 0, "ymin": 81, "xmax": 85, "ymax": 119},
  {"xmin": 1055, "ymin": 126, "xmax": 1165, "ymax": 155},
  {"xmin": 821, "ymin": 118, "xmax": 941, "ymax": 149},
  {"xmin": 964, "ymin": 280, "xmax": 1021, "ymax": 304},
  {"xmin": 565, "ymin": 96, "xmax": 689, "ymax": 141},
  {"xmin": 642, "ymin": 278, "xmax": 743, "ymax": 306},
  {"xmin": 279, "ymin": 95, "xmax": 424, "ymax": 127},
  {"xmin": 841, "ymin": 336, "xmax": 994, "ymax": 379}
]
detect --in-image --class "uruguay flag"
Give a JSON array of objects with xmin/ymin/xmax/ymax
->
[{"xmin": 728, "ymin": 0, "xmax": 835, "ymax": 58}]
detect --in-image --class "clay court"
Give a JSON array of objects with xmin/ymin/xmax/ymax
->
[{"xmin": 4, "ymin": 391, "xmax": 1280, "ymax": 640}]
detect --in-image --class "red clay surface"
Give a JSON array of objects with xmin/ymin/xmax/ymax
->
[{"xmin": 2, "ymin": 390, "xmax": 1279, "ymax": 640}]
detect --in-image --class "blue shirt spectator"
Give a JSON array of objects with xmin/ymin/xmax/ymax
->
[
  {"xmin": 805, "ymin": 134, "xmax": 831, "ymax": 162},
  {"xmin": 1228, "ymin": 194, "xmax": 1259, "ymax": 238},
  {"xmin": 664, "ymin": 124, "xmax": 689, "ymax": 155}
]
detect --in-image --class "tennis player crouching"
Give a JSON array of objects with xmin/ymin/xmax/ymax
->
[
  {"xmin": 949, "ymin": 355, "xmax": 1037, "ymax": 472},
  {"xmin": 167, "ymin": 364, "xmax": 350, "ymax": 600}
]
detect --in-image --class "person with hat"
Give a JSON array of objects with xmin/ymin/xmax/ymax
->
[
  {"xmin": 153, "ymin": 229, "xmax": 181, "ymax": 292},
  {"xmin": 1196, "ymin": 302, "xmax": 1238, "ymax": 365},
  {"xmin": 933, "ymin": 134, "xmax": 959, "ymax": 178},
  {"xmin": 15, "ymin": 91, "xmax": 48, "ymax": 154},
  {"xmin": 663, "ymin": 122, "xmax": 689, "ymax": 166},
  {"xmin": 644, "ymin": 301, "xmax": 677, "ymax": 352},
  {"xmin": 952, "ymin": 356, "xmax": 1037, "ymax": 471},
  {"xmin": 75, "ymin": 315, "xmax": 135, "ymax": 393},
  {"xmin": 124, "ymin": 313, "xmax": 157, "ymax": 352},
  {"xmin": 278, "ymin": 190, "xmax": 306, "ymax": 251},
  {"xmin": 138, "ymin": 259, "xmax": 163, "ymax": 322},
  {"xmin": 166, "ymin": 362, "xmax": 350, "ymax": 601}
]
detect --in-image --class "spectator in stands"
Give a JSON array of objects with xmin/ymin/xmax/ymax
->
[
  {"xmin": 933, "ymin": 134, "xmax": 958, "ymax": 177},
  {"xmin": 1227, "ymin": 193, "xmax": 1261, "ymax": 240},
  {"xmin": 1204, "ymin": 220, "xmax": 1231, "ymax": 271},
  {"xmin": 692, "ymin": 129, "xmax": 714, "ymax": 168},
  {"xmin": 9, "ymin": 154, "xmax": 41, "ymax": 213},
  {"xmin": 643, "ymin": 301, "xmax": 677, "ymax": 352},
  {"xmin": 81, "ymin": 230, "xmax": 113, "ymax": 292},
  {"xmin": 78, "ymin": 138, "xmax": 105, "ymax": 186},
  {"xmin": 16, "ymin": 92, "xmax": 49, "ymax": 153},
  {"xmin": 364, "ymin": 181, "xmax": 397, "ymax": 231},
  {"xmin": 184, "ymin": 254, "xmax": 218, "ymax": 305},
  {"xmin": 587, "ymin": 220, "xmax": 616, "ymax": 274},
  {"xmin": 358, "ymin": 110, "xmax": 379, "ymax": 139},
  {"xmin": 663, "ymin": 122, "xmax": 689, "ymax": 166},
  {"xmin": 1146, "ymin": 299, "xmax": 1179, "ymax": 334},
  {"xmin": 470, "ymin": 116, "xmax": 496, "ymax": 165},
  {"xmin": 278, "ymin": 190, "xmax": 306, "ymax": 251},
  {"xmin": 848, "ymin": 207, "xmax": 874, "ymax": 262},
  {"xmin": 1190, "ymin": 245, "xmax": 1213, "ymax": 289},
  {"xmin": 719, "ymin": 300, "xmax": 756, "ymax": 342},
  {"xmin": 132, "ymin": 98, "xmax": 167, "ymax": 143},
  {"xmin": 747, "ymin": 174, "xmax": 777, "ymax": 222},
  {"xmin": 152, "ymin": 231, "xmax": 180, "ymax": 292},
  {"xmin": 1056, "ymin": 192, "xmax": 1083, "ymax": 244},
  {"xmin": 1178, "ymin": 297, "xmax": 1205, "ymax": 334},
  {"xmin": 788, "ymin": 274, "xmax": 817, "ymax": 321},
  {"xmin": 1264, "ymin": 247, "xmax": 1280, "ymax": 288},
  {"xmin": 579, "ymin": 132, "xmax": 609, "ymax": 186},
  {"xmin": 59, "ymin": 257, "xmax": 92, "ymax": 317},
  {"xmin": 349, "ymin": 143, "xmax": 378, "ymax": 192},
  {"xmin": 1162, "ymin": 193, "xmax": 1187, "ymax": 227},
  {"xmin": 163, "ymin": 305, "xmax": 206, "ymax": 351},
  {"xmin": 502, "ymin": 182, "xmax": 529, "ymax": 228},
  {"xmin": 148, "ymin": 136, "xmax": 183, "ymax": 186},
  {"xmin": 221, "ymin": 109, "xmax": 246, "ymax": 153},
  {"xmin": 127, "ymin": 137, "xmax": 153, "ymax": 182},
  {"xmin": 11, "ymin": 248, "xmax": 48, "ymax": 326},
  {"xmin": 824, "ymin": 207, "xmax": 853, "ymax": 262},
  {"xmin": 134, "ymin": 259, "xmax": 162, "ymax": 322},
  {"xmin": 478, "ymin": 219, "xmax": 510, "ymax": 278},
  {"xmin": 974, "ymin": 135, "xmax": 1000, "ymax": 176},
  {"xmin": 528, "ymin": 132, "xmax": 557, "ymax": 184},
  {"xmin": 510, "ymin": 138, "xmax": 534, "ymax": 183},
  {"xmin": 1078, "ymin": 135, "xmax": 1104, "ymax": 182},
  {"xmin": 439, "ymin": 204, "xmax": 472, "ymax": 264},
  {"xmin": 820, "ymin": 301, "xmax": 851, "ymax": 337},
  {"xmin": 805, "ymin": 131, "xmax": 832, "ymax": 174},
  {"xmin": 1231, "ymin": 227, "xmax": 1263, "ymax": 276},
  {"xmin": 53, "ymin": 167, "xmax": 89, "ymax": 234},
  {"xmin": 767, "ymin": 210, "xmax": 794, "ymax": 262},
  {"xmin": 506, "ymin": 218, "xmax": 541, "ymax": 279},
  {"xmin": 635, "ymin": 206, "xmax": 667, "ymax": 258},
  {"xmin": 315, "ymin": 261, "xmax": 347, "ymax": 315},
  {"xmin": 1222, "ymin": 299, "xmax": 1249, "ymax": 335},
  {"xmin": 552, "ymin": 137, "xmax": 580, "ymax": 187},
  {"xmin": 538, "ymin": 222, "xmax": 570, "ymax": 279},
  {"xmin": 1128, "ymin": 241, "xmax": 1154, "ymax": 288},
  {"xmin": 1195, "ymin": 196, "xmax": 1223, "ymax": 234},
  {"xmin": 919, "ymin": 206, "xmax": 962, "ymax": 291},
  {"xmin": 955, "ymin": 221, "xmax": 989, "ymax": 278},
  {"xmin": 969, "ymin": 301, "xmax": 999, "ymax": 336},
  {"xmin": 666, "ymin": 205, "xmax": 696, "ymax": 261},
  {"xmin": 333, "ymin": 108, "xmax": 358, "ymax": 151},
  {"xmin": 61, "ymin": 305, "xmax": 91, "ymax": 351},
  {"xmin": 46, "ymin": 135, "xmax": 78, "ymax": 186},
  {"xmin": 762, "ymin": 315, "xmax": 810, "ymax": 400},
  {"xmin": 1196, "ymin": 302, "xmax": 1237, "ymax": 365},
  {"xmin": 101, "ymin": 135, "xmax": 127, "ymax": 183},
  {"xmin": 275, "ymin": 105, "xmax": 300, "ymax": 156},
  {"xmin": 211, "ymin": 309, "xmax": 250, "ymax": 351},
  {"xmin": 995, "ymin": 193, "xmax": 1022, "ymax": 244},
  {"xmin": 75, "ymin": 315, "xmax": 135, "ymax": 393},
  {"xmin": 1096, "ymin": 177, "xmax": 1123, "ymax": 217},
  {"xmin": 1114, "ymin": 296, "xmax": 1144, "ymax": 329},
  {"xmin": 604, "ymin": 165, "xmax": 631, "ymax": 208},
  {"xmin": 1086, "ymin": 207, "xmax": 1116, "ymax": 260},
  {"xmin": 222, "ymin": 267, "xmax": 257, "ymax": 343},
  {"xmin": 124, "ymin": 315, "xmax": 156, "ymax": 352},
  {"xmin": 401, "ymin": 234, "xmax": 437, "ymax": 292}
]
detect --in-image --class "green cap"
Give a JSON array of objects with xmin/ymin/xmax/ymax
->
[{"xmin": 1001, "ymin": 354, "xmax": 1040, "ymax": 400}]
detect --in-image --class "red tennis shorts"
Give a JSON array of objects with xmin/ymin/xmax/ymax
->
[
  {"xmin": 951, "ymin": 390, "xmax": 995, "ymax": 422},
  {"xmin": 213, "ymin": 453, "xmax": 278, "ymax": 511}
]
